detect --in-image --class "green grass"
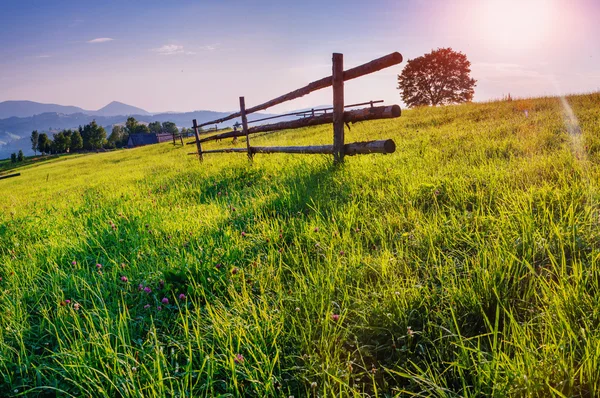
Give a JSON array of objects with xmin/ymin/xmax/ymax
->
[{"xmin": 1, "ymin": 93, "xmax": 600, "ymax": 397}]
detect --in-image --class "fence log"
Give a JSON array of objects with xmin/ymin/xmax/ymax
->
[
  {"xmin": 0, "ymin": 173, "xmax": 21, "ymax": 180},
  {"xmin": 344, "ymin": 139, "xmax": 396, "ymax": 155},
  {"xmin": 332, "ymin": 53, "xmax": 345, "ymax": 163},
  {"xmin": 195, "ymin": 52, "xmax": 403, "ymax": 127},
  {"xmin": 192, "ymin": 119, "xmax": 203, "ymax": 162},
  {"xmin": 188, "ymin": 105, "xmax": 401, "ymax": 145},
  {"xmin": 188, "ymin": 139, "xmax": 394, "ymax": 156}
]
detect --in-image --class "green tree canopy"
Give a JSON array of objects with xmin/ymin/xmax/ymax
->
[
  {"xmin": 397, "ymin": 48, "xmax": 476, "ymax": 108},
  {"xmin": 53, "ymin": 131, "xmax": 71, "ymax": 153},
  {"xmin": 81, "ymin": 120, "xmax": 107, "ymax": 150},
  {"xmin": 17, "ymin": 150, "xmax": 24, "ymax": 162},
  {"xmin": 108, "ymin": 125, "xmax": 128, "ymax": 148},
  {"xmin": 148, "ymin": 121, "xmax": 162, "ymax": 134},
  {"xmin": 37, "ymin": 133, "xmax": 51, "ymax": 155},
  {"xmin": 71, "ymin": 130, "xmax": 83, "ymax": 151},
  {"xmin": 31, "ymin": 130, "xmax": 39, "ymax": 156},
  {"xmin": 161, "ymin": 121, "xmax": 178, "ymax": 135}
]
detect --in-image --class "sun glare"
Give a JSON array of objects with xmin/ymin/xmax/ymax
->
[{"xmin": 477, "ymin": 0, "xmax": 557, "ymax": 49}]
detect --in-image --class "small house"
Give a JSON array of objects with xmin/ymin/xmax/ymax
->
[{"xmin": 127, "ymin": 133, "xmax": 173, "ymax": 148}]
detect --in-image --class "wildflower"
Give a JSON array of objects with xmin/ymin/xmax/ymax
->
[
  {"xmin": 231, "ymin": 267, "xmax": 239, "ymax": 275},
  {"xmin": 121, "ymin": 276, "xmax": 128, "ymax": 282},
  {"xmin": 216, "ymin": 263, "xmax": 223, "ymax": 270},
  {"xmin": 331, "ymin": 313, "xmax": 340, "ymax": 322},
  {"xmin": 234, "ymin": 353, "xmax": 244, "ymax": 364},
  {"xmin": 74, "ymin": 303, "xmax": 80, "ymax": 311},
  {"xmin": 144, "ymin": 304, "xmax": 151, "ymax": 309},
  {"xmin": 339, "ymin": 250, "xmax": 345, "ymax": 256},
  {"xmin": 157, "ymin": 306, "xmax": 162, "ymax": 311},
  {"xmin": 179, "ymin": 293, "xmax": 186, "ymax": 300},
  {"xmin": 96, "ymin": 263, "xmax": 102, "ymax": 269},
  {"xmin": 241, "ymin": 231, "xmax": 246, "ymax": 237},
  {"xmin": 138, "ymin": 284, "xmax": 144, "ymax": 291},
  {"xmin": 407, "ymin": 326, "xmax": 414, "ymax": 337},
  {"xmin": 314, "ymin": 227, "xmax": 319, "ymax": 232},
  {"xmin": 144, "ymin": 287, "xmax": 152, "ymax": 294},
  {"xmin": 65, "ymin": 299, "xmax": 71, "ymax": 305},
  {"xmin": 71, "ymin": 260, "xmax": 77, "ymax": 266},
  {"xmin": 311, "ymin": 382, "xmax": 317, "ymax": 389},
  {"xmin": 295, "ymin": 307, "xmax": 300, "ymax": 312},
  {"xmin": 121, "ymin": 263, "xmax": 126, "ymax": 269},
  {"xmin": 131, "ymin": 366, "xmax": 137, "ymax": 372},
  {"xmin": 161, "ymin": 297, "xmax": 169, "ymax": 304}
]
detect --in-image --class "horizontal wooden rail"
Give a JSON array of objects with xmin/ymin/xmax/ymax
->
[
  {"xmin": 188, "ymin": 139, "xmax": 395, "ymax": 156},
  {"xmin": 0, "ymin": 173, "xmax": 21, "ymax": 180},
  {"xmin": 195, "ymin": 52, "xmax": 403, "ymax": 128},
  {"xmin": 187, "ymin": 105, "xmax": 401, "ymax": 145}
]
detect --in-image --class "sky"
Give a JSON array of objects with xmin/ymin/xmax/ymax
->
[{"xmin": 1, "ymin": 0, "xmax": 599, "ymax": 114}]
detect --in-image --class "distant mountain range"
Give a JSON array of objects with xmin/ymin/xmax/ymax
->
[
  {"xmin": 0, "ymin": 100, "xmax": 151, "ymax": 119},
  {"xmin": 0, "ymin": 100, "xmax": 320, "ymax": 158}
]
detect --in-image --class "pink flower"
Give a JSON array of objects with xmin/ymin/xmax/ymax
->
[
  {"xmin": 241, "ymin": 231, "xmax": 246, "ymax": 237},
  {"xmin": 161, "ymin": 297, "xmax": 169, "ymax": 304},
  {"xmin": 234, "ymin": 354, "xmax": 244, "ymax": 364},
  {"xmin": 144, "ymin": 304, "xmax": 151, "ymax": 309},
  {"xmin": 121, "ymin": 276, "xmax": 128, "ymax": 282},
  {"xmin": 71, "ymin": 261, "xmax": 77, "ymax": 266},
  {"xmin": 144, "ymin": 287, "xmax": 152, "ymax": 294},
  {"xmin": 65, "ymin": 299, "xmax": 71, "ymax": 305},
  {"xmin": 178, "ymin": 293, "xmax": 186, "ymax": 300},
  {"xmin": 157, "ymin": 306, "xmax": 162, "ymax": 311},
  {"xmin": 331, "ymin": 314, "xmax": 340, "ymax": 322},
  {"xmin": 138, "ymin": 284, "xmax": 144, "ymax": 291},
  {"xmin": 96, "ymin": 263, "xmax": 102, "ymax": 269}
]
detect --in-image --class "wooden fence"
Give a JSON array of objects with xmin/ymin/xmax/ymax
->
[{"xmin": 188, "ymin": 52, "xmax": 403, "ymax": 163}]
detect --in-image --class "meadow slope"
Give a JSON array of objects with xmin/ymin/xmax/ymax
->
[{"xmin": 1, "ymin": 93, "xmax": 600, "ymax": 397}]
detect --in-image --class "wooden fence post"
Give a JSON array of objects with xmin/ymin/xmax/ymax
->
[
  {"xmin": 192, "ymin": 119, "xmax": 203, "ymax": 162},
  {"xmin": 332, "ymin": 53, "xmax": 345, "ymax": 163},
  {"xmin": 239, "ymin": 96, "xmax": 252, "ymax": 161}
]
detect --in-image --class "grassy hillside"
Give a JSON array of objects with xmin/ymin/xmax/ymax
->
[{"xmin": 1, "ymin": 93, "xmax": 600, "ymax": 397}]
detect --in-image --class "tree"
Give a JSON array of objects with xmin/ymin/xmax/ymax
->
[
  {"xmin": 108, "ymin": 125, "xmax": 128, "ymax": 148},
  {"xmin": 397, "ymin": 48, "xmax": 476, "ymax": 108},
  {"xmin": 71, "ymin": 130, "xmax": 83, "ymax": 151},
  {"xmin": 136, "ymin": 124, "xmax": 150, "ymax": 134},
  {"xmin": 53, "ymin": 131, "xmax": 71, "ymax": 153},
  {"xmin": 31, "ymin": 130, "xmax": 39, "ymax": 156},
  {"xmin": 161, "ymin": 121, "xmax": 178, "ymax": 135},
  {"xmin": 126, "ymin": 117, "xmax": 139, "ymax": 135},
  {"xmin": 38, "ymin": 133, "xmax": 51, "ymax": 155},
  {"xmin": 10, "ymin": 153, "xmax": 17, "ymax": 163},
  {"xmin": 17, "ymin": 150, "xmax": 24, "ymax": 162},
  {"xmin": 148, "ymin": 121, "xmax": 162, "ymax": 134},
  {"xmin": 80, "ymin": 120, "xmax": 107, "ymax": 150}
]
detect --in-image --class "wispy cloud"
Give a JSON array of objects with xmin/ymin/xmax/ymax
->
[
  {"xmin": 199, "ymin": 44, "xmax": 218, "ymax": 51},
  {"xmin": 152, "ymin": 44, "xmax": 198, "ymax": 56},
  {"xmin": 35, "ymin": 55, "xmax": 51, "ymax": 59},
  {"xmin": 87, "ymin": 38, "xmax": 114, "ymax": 44}
]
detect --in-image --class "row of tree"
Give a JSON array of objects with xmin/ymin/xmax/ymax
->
[
  {"xmin": 28, "ymin": 117, "xmax": 184, "ymax": 155},
  {"xmin": 10, "ymin": 150, "xmax": 25, "ymax": 163}
]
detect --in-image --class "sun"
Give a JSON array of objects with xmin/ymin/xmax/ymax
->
[{"xmin": 476, "ymin": 0, "xmax": 558, "ymax": 50}]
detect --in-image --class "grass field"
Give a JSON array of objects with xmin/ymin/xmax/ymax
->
[{"xmin": 1, "ymin": 93, "xmax": 600, "ymax": 397}]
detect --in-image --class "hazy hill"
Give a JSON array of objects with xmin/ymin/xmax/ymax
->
[
  {"xmin": 0, "ymin": 100, "xmax": 87, "ymax": 119},
  {"xmin": 0, "ymin": 100, "xmax": 152, "ymax": 119},
  {"xmin": 93, "ymin": 101, "xmax": 151, "ymax": 117}
]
